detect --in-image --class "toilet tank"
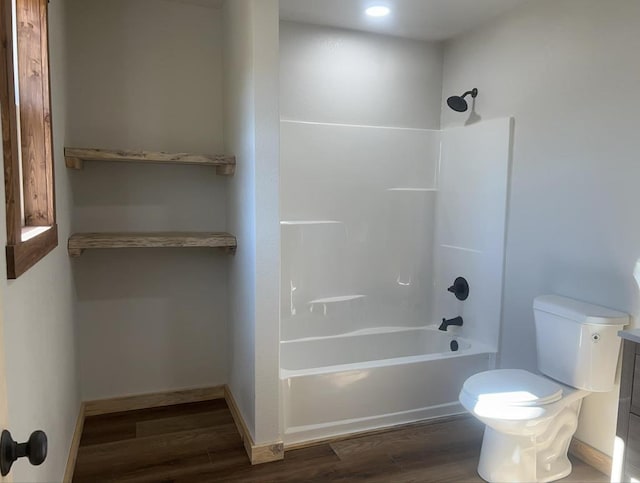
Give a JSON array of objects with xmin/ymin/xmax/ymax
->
[{"xmin": 534, "ymin": 295, "xmax": 629, "ymax": 392}]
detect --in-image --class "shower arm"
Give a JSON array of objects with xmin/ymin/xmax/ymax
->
[{"xmin": 461, "ymin": 88, "xmax": 478, "ymax": 99}]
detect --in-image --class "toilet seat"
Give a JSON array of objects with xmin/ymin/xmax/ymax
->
[
  {"xmin": 460, "ymin": 369, "xmax": 566, "ymax": 423},
  {"xmin": 462, "ymin": 369, "xmax": 563, "ymax": 407}
]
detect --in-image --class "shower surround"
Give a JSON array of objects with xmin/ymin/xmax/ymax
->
[
  {"xmin": 280, "ymin": 117, "xmax": 512, "ymax": 445},
  {"xmin": 280, "ymin": 121, "xmax": 440, "ymax": 340}
]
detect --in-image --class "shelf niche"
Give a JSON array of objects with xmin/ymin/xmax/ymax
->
[
  {"xmin": 65, "ymin": 147, "xmax": 236, "ymax": 176},
  {"xmin": 68, "ymin": 232, "xmax": 237, "ymax": 257}
]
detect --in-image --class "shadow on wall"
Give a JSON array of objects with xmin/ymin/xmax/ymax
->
[{"xmin": 465, "ymin": 98, "xmax": 482, "ymax": 126}]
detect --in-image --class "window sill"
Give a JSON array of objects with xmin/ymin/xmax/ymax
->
[
  {"xmin": 21, "ymin": 225, "xmax": 52, "ymax": 242},
  {"xmin": 6, "ymin": 224, "xmax": 58, "ymax": 279}
]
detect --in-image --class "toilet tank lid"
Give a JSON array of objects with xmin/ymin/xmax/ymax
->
[{"xmin": 534, "ymin": 295, "xmax": 629, "ymax": 326}]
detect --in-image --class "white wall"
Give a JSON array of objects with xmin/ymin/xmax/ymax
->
[
  {"xmin": 0, "ymin": 1, "xmax": 80, "ymax": 481},
  {"xmin": 223, "ymin": 0, "xmax": 256, "ymax": 438},
  {"xmin": 223, "ymin": 0, "xmax": 281, "ymax": 444},
  {"xmin": 66, "ymin": 0, "xmax": 229, "ymax": 399},
  {"xmin": 252, "ymin": 0, "xmax": 281, "ymax": 444},
  {"xmin": 442, "ymin": 0, "xmax": 640, "ymax": 456},
  {"xmin": 280, "ymin": 21, "xmax": 443, "ymax": 129}
]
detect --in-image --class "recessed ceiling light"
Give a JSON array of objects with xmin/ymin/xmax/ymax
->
[{"xmin": 365, "ymin": 6, "xmax": 391, "ymax": 17}]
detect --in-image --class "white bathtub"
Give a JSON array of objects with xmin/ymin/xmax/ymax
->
[{"xmin": 281, "ymin": 326, "xmax": 496, "ymax": 446}]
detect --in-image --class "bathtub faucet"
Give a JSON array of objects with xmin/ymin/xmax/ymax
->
[{"xmin": 439, "ymin": 316, "xmax": 464, "ymax": 331}]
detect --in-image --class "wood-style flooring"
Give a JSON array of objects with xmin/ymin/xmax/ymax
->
[{"xmin": 73, "ymin": 399, "xmax": 608, "ymax": 482}]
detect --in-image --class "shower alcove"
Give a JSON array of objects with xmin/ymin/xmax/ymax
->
[{"xmin": 278, "ymin": 18, "xmax": 512, "ymax": 447}]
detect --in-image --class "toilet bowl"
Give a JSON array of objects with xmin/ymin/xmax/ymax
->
[{"xmin": 460, "ymin": 295, "xmax": 629, "ymax": 483}]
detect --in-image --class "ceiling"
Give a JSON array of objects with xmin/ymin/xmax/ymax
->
[{"xmin": 279, "ymin": 0, "xmax": 529, "ymax": 41}]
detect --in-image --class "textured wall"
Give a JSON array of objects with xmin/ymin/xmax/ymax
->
[
  {"xmin": 442, "ymin": 0, "xmax": 640, "ymax": 456},
  {"xmin": 280, "ymin": 21, "xmax": 443, "ymax": 129}
]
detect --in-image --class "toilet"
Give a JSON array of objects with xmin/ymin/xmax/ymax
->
[{"xmin": 460, "ymin": 294, "xmax": 628, "ymax": 483}]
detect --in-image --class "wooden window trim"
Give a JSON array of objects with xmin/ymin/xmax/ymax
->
[{"xmin": 0, "ymin": 0, "xmax": 57, "ymax": 279}]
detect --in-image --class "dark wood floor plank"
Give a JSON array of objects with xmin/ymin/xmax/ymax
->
[
  {"xmin": 178, "ymin": 444, "xmax": 341, "ymax": 483},
  {"xmin": 90, "ymin": 399, "xmax": 228, "ymax": 423},
  {"xmin": 72, "ymin": 399, "xmax": 610, "ymax": 483},
  {"xmin": 330, "ymin": 416, "xmax": 483, "ymax": 461},
  {"xmin": 74, "ymin": 424, "xmax": 240, "ymax": 479},
  {"xmin": 80, "ymin": 417, "xmax": 137, "ymax": 447},
  {"xmin": 388, "ymin": 443, "xmax": 483, "ymax": 482},
  {"xmin": 111, "ymin": 453, "xmax": 215, "ymax": 483},
  {"xmin": 314, "ymin": 455, "xmax": 402, "ymax": 483},
  {"xmin": 136, "ymin": 408, "xmax": 233, "ymax": 437},
  {"xmin": 382, "ymin": 457, "xmax": 484, "ymax": 483},
  {"xmin": 79, "ymin": 399, "xmax": 230, "ymax": 448}
]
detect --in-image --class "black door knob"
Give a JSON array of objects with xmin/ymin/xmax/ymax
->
[{"xmin": 0, "ymin": 430, "xmax": 47, "ymax": 476}]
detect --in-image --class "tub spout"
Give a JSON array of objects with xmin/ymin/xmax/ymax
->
[{"xmin": 439, "ymin": 316, "xmax": 463, "ymax": 331}]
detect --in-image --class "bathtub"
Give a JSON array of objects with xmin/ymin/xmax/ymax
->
[{"xmin": 280, "ymin": 326, "xmax": 496, "ymax": 446}]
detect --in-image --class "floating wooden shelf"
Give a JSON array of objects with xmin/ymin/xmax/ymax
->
[
  {"xmin": 68, "ymin": 232, "xmax": 237, "ymax": 257},
  {"xmin": 65, "ymin": 147, "xmax": 235, "ymax": 176}
]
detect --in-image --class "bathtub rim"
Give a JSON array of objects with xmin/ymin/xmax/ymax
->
[
  {"xmin": 280, "ymin": 325, "xmax": 496, "ymax": 378},
  {"xmin": 281, "ymin": 324, "xmax": 457, "ymax": 344}
]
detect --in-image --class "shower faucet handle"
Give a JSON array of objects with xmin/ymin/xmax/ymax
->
[{"xmin": 447, "ymin": 277, "xmax": 469, "ymax": 301}]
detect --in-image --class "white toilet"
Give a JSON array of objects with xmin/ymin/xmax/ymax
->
[{"xmin": 460, "ymin": 294, "xmax": 628, "ymax": 483}]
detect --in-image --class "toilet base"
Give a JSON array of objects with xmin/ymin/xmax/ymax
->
[
  {"xmin": 476, "ymin": 401, "xmax": 581, "ymax": 483},
  {"xmin": 478, "ymin": 427, "xmax": 572, "ymax": 482}
]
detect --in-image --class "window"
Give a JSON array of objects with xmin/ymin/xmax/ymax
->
[{"xmin": 0, "ymin": 0, "xmax": 57, "ymax": 279}]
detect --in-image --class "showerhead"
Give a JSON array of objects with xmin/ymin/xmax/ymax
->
[
  {"xmin": 447, "ymin": 88, "xmax": 478, "ymax": 113},
  {"xmin": 447, "ymin": 96, "xmax": 469, "ymax": 113}
]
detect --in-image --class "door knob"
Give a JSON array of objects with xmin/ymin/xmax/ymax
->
[{"xmin": 0, "ymin": 430, "xmax": 47, "ymax": 476}]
